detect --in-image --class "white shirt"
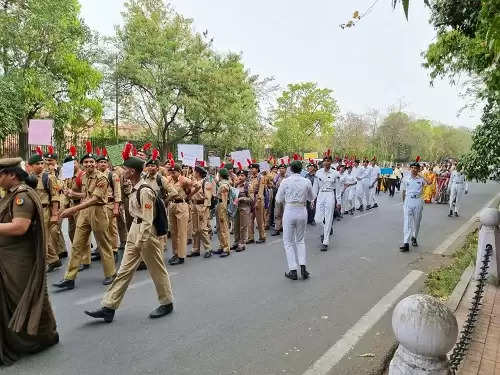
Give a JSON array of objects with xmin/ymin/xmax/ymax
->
[
  {"xmin": 450, "ymin": 170, "xmax": 469, "ymax": 191},
  {"xmin": 315, "ymin": 167, "xmax": 340, "ymax": 193},
  {"xmin": 370, "ymin": 165, "xmax": 381, "ymax": 184},
  {"xmin": 276, "ymin": 173, "xmax": 315, "ymax": 205},
  {"xmin": 401, "ymin": 175, "xmax": 428, "ymax": 198},
  {"xmin": 357, "ymin": 166, "xmax": 371, "ymax": 182},
  {"xmin": 341, "ymin": 171, "xmax": 357, "ymax": 187}
]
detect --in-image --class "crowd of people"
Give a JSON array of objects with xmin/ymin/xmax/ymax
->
[{"xmin": 0, "ymin": 141, "xmax": 470, "ymax": 365}]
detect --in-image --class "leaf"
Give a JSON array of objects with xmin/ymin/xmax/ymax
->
[
  {"xmin": 353, "ymin": 10, "xmax": 360, "ymax": 19},
  {"xmin": 402, "ymin": 0, "xmax": 409, "ymax": 20}
]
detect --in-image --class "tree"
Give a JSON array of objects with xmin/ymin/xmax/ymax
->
[
  {"xmin": 0, "ymin": 0, "xmax": 102, "ymax": 156},
  {"xmin": 115, "ymin": 0, "xmax": 259, "ymax": 159},
  {"xmin": 271, "ymin": 82, "xmax": 339, "ymax": 155},
  {"xmin": 332, "ymin": 112, "xmax": 371, "ymax": 158}
]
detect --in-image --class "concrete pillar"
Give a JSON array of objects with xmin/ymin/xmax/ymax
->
[
  {"xmin": 389, "ymin": 294, "xmax": 458, "ymax": 375},
  {"xmin": 474, "ymin": 208, "xmax": 500, "ymax": 285}
]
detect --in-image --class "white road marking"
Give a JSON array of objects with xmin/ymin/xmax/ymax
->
[
  {"xmin": 302, "ymin": 270, "xmax": 424, "ymax": 375},
  {"xmin": 434, "ymin": 191, "xmax": 500, "ymax": 255},
  {"xmin": 74, "ymin": 272, "xmax": 178, "ymax": 306},
  {"xmin": 353, "ymin": 212, "xmax": 375, "ymax": 219}
]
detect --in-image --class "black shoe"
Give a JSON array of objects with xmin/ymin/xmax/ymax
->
[
  {"xmin": 84, "ymin": 307, "xmax": 115, "ymax": 323},
  {"xmin": 187, "ymin": 251, "xmax": 200, "ymax": 257},
  {"xmin": 256, "ymin": 239, "xmax": 266, "ymax": 244},
  {"xmin": 454, "ymin": 212, "xmax": 459, "ymax": 217},
  {"xmin": 230, "ymin": 243, "xmax": 239, "ymax": 250},
  {"xmin": 344, "ymin": 211, "xmax": 348, "ymax": 215},
  {"xmin": 220, "ymin": 252, "xmax": 230, "ymax": 258},
  {"xmin": 357, "ymin": 205, "xmax": 364, "ymax": 211},
  {"xmin": 366, "ymin": 205, "xmax": 372, "ymax": 210},
  {"xmin": 309, "ymin": 221, "xmax": 316, "ymax": 226},
  {"xmin": 320, "ymin": 244, "xmax": 328, "ymax": 252},
  {"xmin": 271, "ymin": 230, "xmax": 280, "ymax": 236},
  {"xmin": 78, "ymin": 264, "xmax": 90, "ymax": 272},
  {"xmin": 448, "ymin": 210, "xmax": 453, "ymax": 217},
  {"xmin": 235, "ymin": 246, "xmax": 246, "ymax": 252},
  {"xmin": 149, "ymin": 303, "xmax": 173, "ymax": 319},
  {"xmin": 187, "ymin": 239, "xmax": 193, "ymax": 245},
  {"xmin": 102, "ymin": 274, "xmax": 116, "ymax": 286},
  {"xmin": 213, "ymin": 249, "xmax": 223, "ymax": 255},
  {"xmin": 373, "ymin": 203, "xmax": 378, "ymax": 208},
  {"xmin": 167, "ymin": 255, "xmax": 178, "ymax": 265},
  {"xmin": 350, "ymin": 209, "xmax": 354, "ymax": 215},
  {"xmin": 399, "ymin": 243, "xmax": 410, "ymax": 252},
  {"xmin": 320, "ymin": 234, "xmax": 324, "ymax": 242},
  {"xmin": 170, "ymin": 257, "xmax": 184, "ymax": 266},
  {"xmin": 58, "ymin": 251, "xmax": 68, "ymax": 259},
  {"xmin": 137, "ymin": 261, "xmax": 147, "ymax": 270},
  {"xmin": 246, "ymin": 239, "xmax": 255, "ymax": 244},
  {"xmin": 47, "ymin": 260, "xmax": 62, "ymax": 273},
  {"xmin": 300, "ymin": 265, "xmax": 310, "ymax": 280},
  {"xmin": 411, "ymin": 237, "xmax": 418, "ymax": 247},
  {"xmin": 285, "ymin": 270, "xmax": 298, "ymax": 280},
  {"xmin": 53, "ymin": 279, "xmax": 75, "ymax": 290},
  {"xmin": 203, "ymin": 251, "xmax": 212, "ymax": 259}
]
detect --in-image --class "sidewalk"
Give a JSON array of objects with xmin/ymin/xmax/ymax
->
[{"xmin": 455, "ymin": 280, "xmax": 500, "ymax": 374}]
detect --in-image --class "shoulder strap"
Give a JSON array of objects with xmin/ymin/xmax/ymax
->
[
  {"xmin": 41, "ymin": 172, "xmax": 52, "ymax": 201},
  {"xmin": 108, "ymin": 171, "xmax": 114, "ymax": 193},
  {"xmin": 156, "ymin": 174, "xmax": 165, "ymax": 197},
  {"xmin": 136, "ymin": 184, "xmax": 155, "ymax": 206}
]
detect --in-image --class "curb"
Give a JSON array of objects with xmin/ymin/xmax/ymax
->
[{"xmin": 447, "ymin": 264, "xmax": 474, "ymax": 312}]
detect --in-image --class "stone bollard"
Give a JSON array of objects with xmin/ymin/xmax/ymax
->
[
  {"xmin": 474, "ymin": 207, "xmax": 500, "ymax": 285},
  {"xmin": 389, "ymin": 294, "xmax": 458, "ymax": 375}
]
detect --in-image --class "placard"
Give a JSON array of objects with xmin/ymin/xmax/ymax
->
[
  {"xmin": 258, "ymin": 161, "xmax": 270, "ymax": 172},
  {"xmin": 28, "ymin": 119, "xmax": 53, "ymax": 145},
  {"xmin": 209, "ymin": 156, "xmax": 220, "ymax": 167},
  {"xmin": 303, "ymin": 152, "xmax": 318, "ymax": 160},
  {"xmin": 61, "ymin": 160, "xmax": 75, "ymax": 179},
  {"xmin": 178, "ymin": 144, "xmax": 204, "ymax": 162},
  {"xmin": 230, "ymin": 150, "xmax": 252, "ymax": 168},
  {"xmin": 182, "ymin": 155, "xmax": 197, "ymax": 167}
]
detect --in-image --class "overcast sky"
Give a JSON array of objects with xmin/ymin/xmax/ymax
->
[{"xmin": 79, "ymin": 0, "xmax": 481, "ymax": 128}]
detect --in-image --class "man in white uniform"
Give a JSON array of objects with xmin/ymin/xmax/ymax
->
[
  {"xmin": 356, "ymin": 160, "xmax": 371, "ymax": 210},
  {"xmin": 448, "ymin": 165, "xmax": 468, "ymax": 217},
  {"xmin": 368, "ymin": 157, "xmax": 380, "ymax": 209},
  {"xmin": 314, "ymin": 155, "xmax": 341, "ymax": 251},
  {"xmin": 400, "ymin": 159, "xmax": 430, "ymax": 252},
  {"xmin": 341, "ymin": 164, "xmax": 357, "ymax": 215},
  {"xmin": 276, "ymin": 160, "xmax": 316, "ymax": 280}
]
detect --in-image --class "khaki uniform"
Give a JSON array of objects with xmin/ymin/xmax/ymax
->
[
  {"xmin": 265, "ymin": 171, "xmax": 276, "ymax": 229},
  {"xmin": 102, "ymin": 180, "xmax": 173, "ymax": 310},
  {"xmin": 118, "ymin": 173, "xmax": 133, "ymax": 247},
  {"xmin": 216, "ymin": 180, "xmax": 231, "ymax": 253},
  {"xmin": 191, "ymin": 179, "xmax": 212, "ymax": 254},
  {"xmin": 64, "ymin": 170, "xmax": 115, "ymax": 280},
  {"xmin": 274, "ymin": 174, "xmax": 286, "ymax": 231},
  {"xmin": 234, "ymin": 180, "xmax": 251, "ymax": 246},
  {"xmin": 248, "ymin": 174, "xmax": 266, "ymax": 241},
  {"xmin": 168, "ymin": 178, "xmax": 189, "ymax": 259},
  {"xmin": 104, "ymin": 170, "xmax": 122, "ymax": 253},
  {"xmin": 33, "ymin": 172, "xmax": 60, "ymax": 265}
]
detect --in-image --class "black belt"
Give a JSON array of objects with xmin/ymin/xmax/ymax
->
[
  {"xmin": 42, "ymin": 203, "xmax": 49, "ymax": 208},
  {"xmin": 172, "ymin": 199, "xmax": 185, "ymax": 204},
  {"xmin": 134, "ymin": 218, "xmax": 143, "ymax": 224},
  {"xmin": 71, "ymin": 199, "xmax": 81, "ymax": 204},
  {"xmin": 193, "ymin": 199, "xmax": 205, "ymax": 205},
  {"xmin": 218, "ymin": 198, "xmax": 225, "ymax": 203}
]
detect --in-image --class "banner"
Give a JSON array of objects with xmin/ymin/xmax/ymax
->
[
  {"xmin": 380, "ymin": 168, "xmax": 393, "ymax": 175},
  {"xmin": 208, "ymin": 156, "xmax": 220, "ymax": 167},
  {"xmin": 230, "ymin": 150, "xmax": 252, "ymax": 168},
  {"xmin": 178, "ymin": 144, "xmax": 204, "ymax": 163},
  {"xmin": 28, "ymin": 119, "xmax": 53, "ymax": 145},
  {"xmin": 303, "ymin": 152, "xmax": 318, "ymax": 160}
]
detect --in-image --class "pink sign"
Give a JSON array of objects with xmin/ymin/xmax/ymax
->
[{"xmin": 28, "ymin": 119, "xmax": 53, "ymax": 145}]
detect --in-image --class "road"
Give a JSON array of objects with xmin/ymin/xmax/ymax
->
[{"xmin": 4, "ymin": 182, "xmax": 499, "ymax": 375}]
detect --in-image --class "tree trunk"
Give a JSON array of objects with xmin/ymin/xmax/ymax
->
[{"xmin": 18, "ymin": 118, "xmax": 28, "ymax": 159}]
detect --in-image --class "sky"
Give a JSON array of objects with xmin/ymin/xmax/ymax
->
[{"xmin": 79, "ymin": 0, "xmax": 481, "ymax": 129}]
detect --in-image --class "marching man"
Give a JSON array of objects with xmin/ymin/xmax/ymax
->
[
  {"xmin": 368, "ymin": 157, "xmax": 380, "ymax": 209},
  {"xmin": 314, "ymin": 152, "xmax": 341, "ymax": 251},
  {"xmin": 400, "ymin": 157, "xmax": 430, "ymax": 252},
  {"xmin": 448, "ymin": 164, "xmax": 468, "ymax": 217}
]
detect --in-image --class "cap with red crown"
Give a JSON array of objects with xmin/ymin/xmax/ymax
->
[
  {"xmin": 43, "ymin": 145, "xmax": 58, "ymax": 160},
  {"xmin": 80, "ymin": 141, "xmax": 96, "ymax": 163},
  {"xmin": 146, "ymin": 148, "xmax": 161, "ymax": 166},
  {"xmin": 63, "ymin": 145, "xmax": 78, "ymax": 163}
]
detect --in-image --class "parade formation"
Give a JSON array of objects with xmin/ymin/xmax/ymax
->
[{"xmin": 0, "ymin": 141, "xmax": 470, "ymax": 365}]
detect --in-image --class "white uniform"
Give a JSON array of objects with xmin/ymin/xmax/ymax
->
[
  {"xmin": 401, "ymin": 175, "xmax": 428, "ymax": 244},
  {"xmin": 275, "ymin": 173, "xmax": 316, "ymax": 271},
  {"xmin": 449, "ymin": 171, "xmax": 468, "ymax": 214},
  {"xmin": 314, "ymin": 167, "xmax": 341, "ymax": 245},
  {"xmin": 369, "ymin": 164, "xmax": 380, "ymax": 206},
  {"xmin": 356, "ymin": 165, "xmax": 371, "ymax": 208},
  {"xmin": 341, "ymin": 171, "xmax": 357, "ymax": 212}
]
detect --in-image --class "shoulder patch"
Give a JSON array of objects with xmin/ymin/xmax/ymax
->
[
  {"xmin": 15, "ymin": 196, "xmax": 24, "ymax": 206},
  {"xmin": 144, "ymin": 203, "xmax": 152, "ymax": 209}
]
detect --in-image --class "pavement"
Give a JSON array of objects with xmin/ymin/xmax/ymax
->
[{"xmin": 3, "ymin": 182, "xmax": 499, "ymax": 375}]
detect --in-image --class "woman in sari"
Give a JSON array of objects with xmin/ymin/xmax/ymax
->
[{"xmin": 422, "ymin": 164, "xmax": 437, "ymax": 203}]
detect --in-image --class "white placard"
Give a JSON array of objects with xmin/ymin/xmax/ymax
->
[
  {"xmin": 28, "ymin": 119, "xmax": 53, "ymax": 145},
  {"xmin": 259, "ymin": 161, "xmax": 270, "ymax": 172},
  {"xmin": 61, "ymin": 160, "xmax": 75, "ymax": 179},
  {"xmin": 230, "ymin": 150, "xmax": 252, "ymax": 168},
  {"xmin": 209, "ymin": 156, "xmax": 220, "ymax": 167},
  {"xmin": 182, "ymin": 155, "xmax": 197, "ymax": 168},
  {"xmin": 178, "ymin": 144, "xmax": 204, "ymax": 162}
]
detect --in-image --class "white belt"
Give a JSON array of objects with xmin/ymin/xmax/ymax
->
[
  {"xmin": 287, "ymin": 202, "xmax": 306, "ymax": 207},
  {"xmin": 408, "ymin": 194, "xmax": 421, "ymax": 199},
  {"xmin": 453, "ymin": 182, "xmax": 464, "ymax": 184},
  {"xmin": 320, "ymin": 190, "xmax": 334, "ymax": 193}
]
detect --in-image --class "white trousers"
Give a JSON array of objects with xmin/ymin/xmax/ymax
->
[
  {"xmin": 356, "ymin": 181, "xmax": 370, "ymax": 208},
  {"xmin": 369, "ymin": 180, "xmax": 378, "ymax": 206},
  {"xmin": 449, "ymin": 184, "xmax": 465, "ymax": 213},
  {"xmin": 403, "ymin": 197, "xmax": 423, "ymax": 243},
  {"xmin": 343, "ymin": 186, "xmax": 355, "ymax": 211},
  {"xmin": 282, "ymin": 205, "xmax": 307, "ymax": 271},
  {"xmin": 315, "ymin": 191, "xmax": 335, "ymax": 245}
]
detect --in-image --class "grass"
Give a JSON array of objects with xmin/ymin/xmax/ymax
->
[{"xmin": 425, "ymin": 230, "xmax": 479, "ymax": 300}]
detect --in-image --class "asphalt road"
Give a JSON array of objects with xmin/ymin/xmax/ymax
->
[{"xmin": 3, "ymin": 182, "xmax": 499, "ymax": 375}]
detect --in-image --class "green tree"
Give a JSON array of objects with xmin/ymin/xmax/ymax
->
[
  {"xmin": 0, "ymin": 0, "xmax": 102, "ymax": 156},
  {"xmin": 115, "ymin": 0, "xmax": 259, "ymax": 159},
  {"xmin": 271, "ymin": 82, "xmax": 339, "ymax": 155}
]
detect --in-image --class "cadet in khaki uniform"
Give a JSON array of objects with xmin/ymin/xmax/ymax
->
[
  {"xmin": 167, "ymin": 162, "xmax": 193, "ymax": 266},
  {"xmin": 214, "ymin": 168, "xmax": 231, "ymax": 257},
  {"xmin": 54, "ymin": 143, "xmax": 116, "ymax": 290},
  {"xmin": 27, "ymin": 148, "xmax": 61, "ymax": 272},
  {"xmin": 187, "ymin": 164, "xmax": 213, "ymax": 258},
  {"xmin": 84, "ymin": 154, "xmax": 174, "ymax": 322},
  {"xmin": 271, "ymin": 164, "xmax": 287, "ymax": 236},
  {"xmin": 247, "ymin": 163, "xmax": 266, "ymax": 244},
  {"xmin": 96, "ymin": 148, "xmax": 121, "ymax": 258},
  {"xmin": 231, "ymin": 170, "xmax": 251, "ymax": 252}
]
